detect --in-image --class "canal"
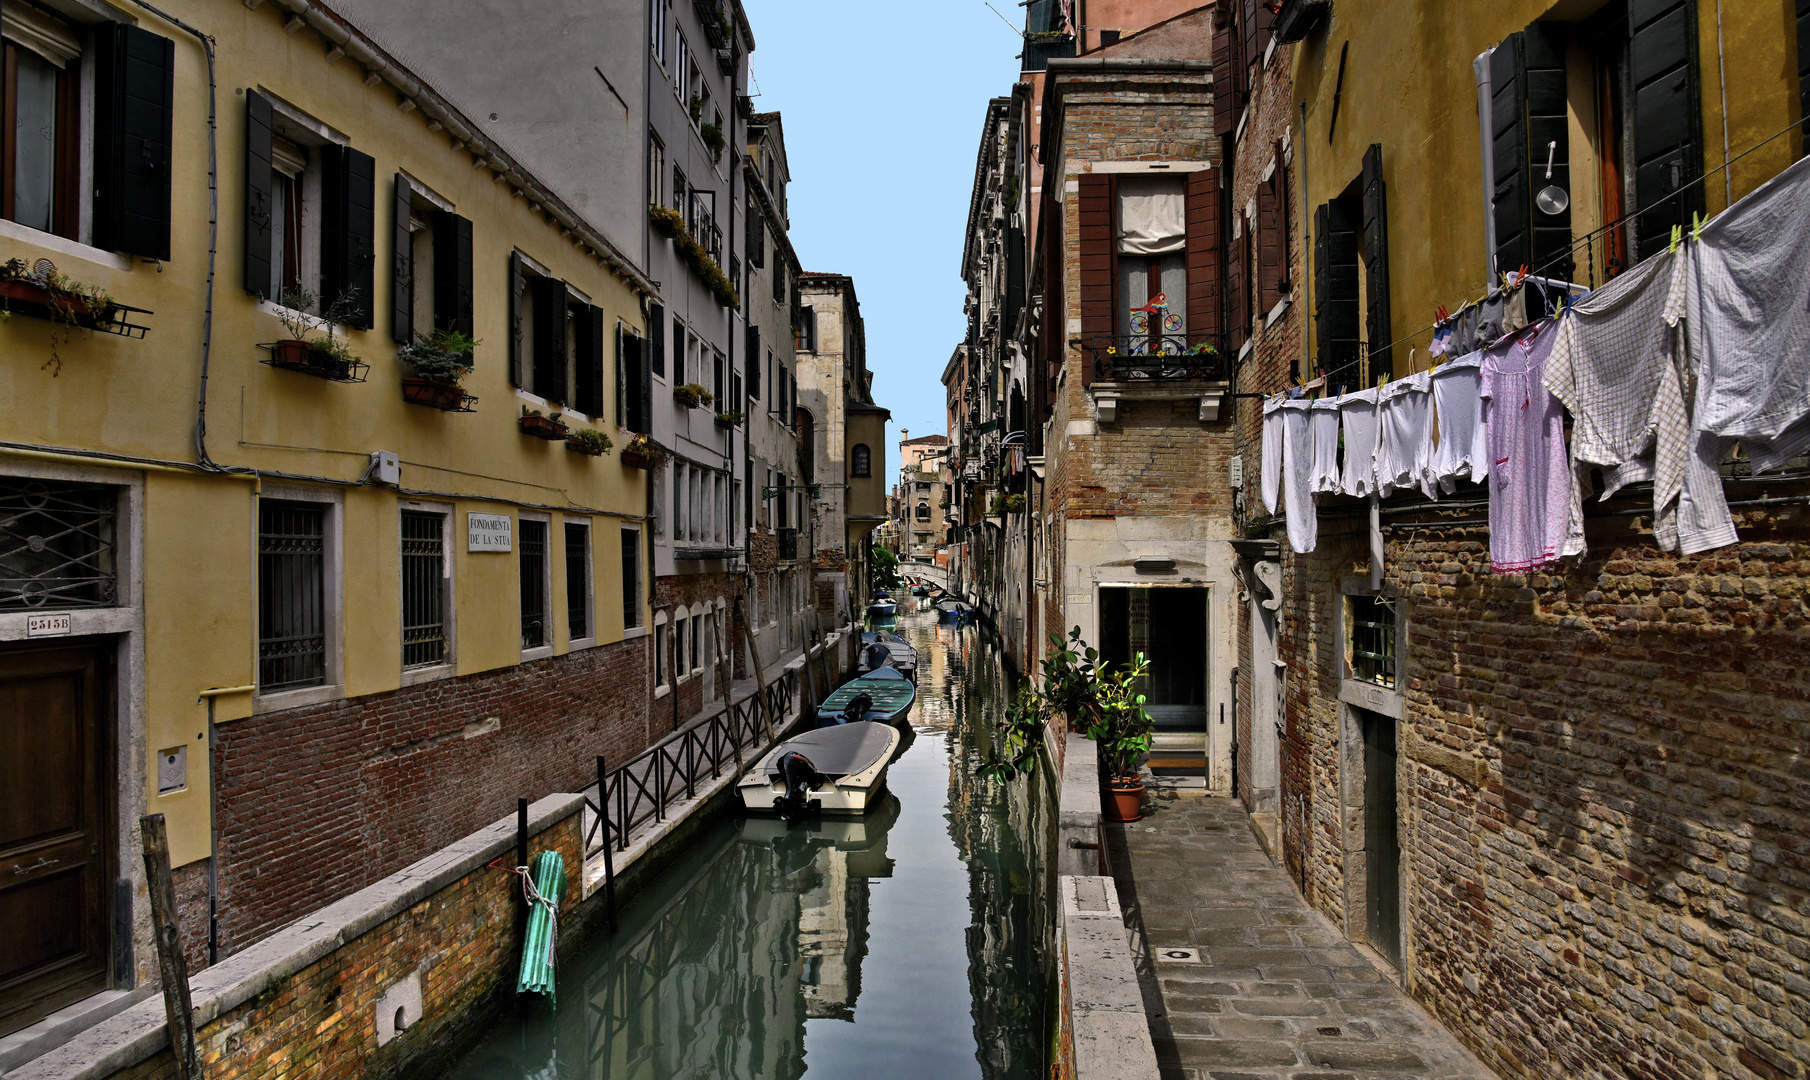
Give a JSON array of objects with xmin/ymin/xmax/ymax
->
[{"xmin": 444, "ymin": 598, "xmax": 1054, "ymax": 1079}]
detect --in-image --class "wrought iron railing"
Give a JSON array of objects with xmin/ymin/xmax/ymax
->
[{"xmin": 1084, "ymin": 332, "xmax": 1230, "ymax": 382}]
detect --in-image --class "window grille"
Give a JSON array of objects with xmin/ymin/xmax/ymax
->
[
  {"xmin": 401, "ymin": 511, "xmax": 446, "ymax": 668},
  {"xmin": 0, "ymin": 479, "xmax": 117, "ymax": 610},
  {"xmin": 1349, "ymin": 594, "xmax": 1395, "ymax": 689},
  {"xmin": 565, "ymin": 522, "xmax": 590, "ymax": 642},
  {"xmin": 621, "ymin": 528, "xmax": 641, "ymax": 628},
  {"xmin": 259, "ymin": 501, "xmax": 326, "ymax": 691},
  {"xmin": 520, "ymin": 519, "xmax": 547, "ymax": 649}
]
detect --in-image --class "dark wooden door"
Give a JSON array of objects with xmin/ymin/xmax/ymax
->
[
  {"xmin": 1362, "ymin": 708, "xmax": 1401, "ymax": 969},
  {"xmin": 0, "ymin": 641, "xmax": 114, "ymax": 1037}
]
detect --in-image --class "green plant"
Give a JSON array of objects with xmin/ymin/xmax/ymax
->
[
  {"xmin": 274, "ymin": 287, "xmax": 362, "ymax": 366},
  {"xmin": 700, "ymin": 122, "xmax": 725, "ymax": 164},
  {"xmin": 870, "ymin": 543, "xmax": 902, "ymax": 595},
  {"xmin": 988, "ymin": 493, "xmax": 1025, "ymax": 516},
  {"xmin": 714, "ymin": 409, "xmax": 744, "ymax": 426},
  {"xmin": 674, "ymin": 383, "xmax": 714, "ymax": 408},
  {"xmin": 566, "ymin": 427, "xmax": 614, "ymax": 455},
  {"xmin": 979, "ymin": 628, "xmax": 1152, "ymax": 784},
  {"xmin": 398, "ymin": 327, "xmax": 478, "ymax": 385},
  {"xmin": 646, "ymin": 207, "xmax": 739, "ymax": 308},
  {"xmin": 688, "ymin": 94, "xmax": 704, "ymax": 123},
  {"xmin": 622, "ymin": 432, "xmax": 668, "ymax": 464},
  {"xmin": 1, "ymin": 257, "xmax": 118, "ymax": 375}
]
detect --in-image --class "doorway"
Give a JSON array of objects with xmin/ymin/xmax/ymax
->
[
  {"xmin": 1359, "ymin": 707, "xmax": 1402, "ymax": 969},
  {"xmin": 1100, "ymin": 586, "xmax": 1208, "ymax": 762},
  {"xmin": 0, "ymin": 641, "xmax": 116, "ymax": 1037}
]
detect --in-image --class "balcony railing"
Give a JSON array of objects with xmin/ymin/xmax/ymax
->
[{"xmin": 1083, "ymin": 332, "xmax": 1230, "ymax": 383}]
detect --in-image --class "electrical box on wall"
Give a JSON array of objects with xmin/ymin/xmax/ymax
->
[
  {"xmin": 1229, "ymin": 455, "xmax": 1244, "ymax": 489},
  {"xmin": 370, "ymin": 450, "xmax": 401, "ymax": 485},
  {"xmin": 157, "ymin": 746, "xmax": 186, "ymax": 794}
]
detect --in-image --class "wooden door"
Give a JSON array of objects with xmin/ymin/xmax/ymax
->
[
  {"xmin": 1362, "ymin": 708, "xmax": 1402, "ymax": 969},
  {"xmin": 0, "ymin": 641, "xmax": 114, "ymax": 1036}
]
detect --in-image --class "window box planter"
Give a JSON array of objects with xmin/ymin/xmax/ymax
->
[
  {"xmin": 519, "ymin": 414, "xmax": 569, "ymax": 440},
  {"xmin": 401, "ymin": 377, "xmax": 477, "ymax": 411},
  {"xmin": 621, "ymin": 434, "xmax": 668, "ymax": 470},
  {"xmin": 673, "ymin": 383, "xmax": 713, "ymax": 409},
  {"xmin": 566, "ymin": 429, "xmax": 614, "ymax": 457},
  {"xmin": 649, "ymin": 205, "xmax": 683, "ymax": 239},
  {"xmin": 259, "ymin": 339, "xmax": 369, "ymax": 383},
  {"xmin": 714, "ymin": 410, "xmax": 744, "ymax": 429}
]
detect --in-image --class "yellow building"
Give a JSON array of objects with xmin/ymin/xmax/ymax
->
[{"xmin": 0, "ymin": 0, "xmax": 655, "ymax": 1040}]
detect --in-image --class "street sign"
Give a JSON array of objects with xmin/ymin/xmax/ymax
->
[{"xmin": 467, "ymin": 512, "xmax": 513, "ymax": 552}]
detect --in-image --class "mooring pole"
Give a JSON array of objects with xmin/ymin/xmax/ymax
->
[
  {"xmin": 140, "ymin": 814, "xmax": 200, "ymax": 1080},
  {"xmin": 597, "ymin": 755, "xmax": 618, "ymax": 933}
]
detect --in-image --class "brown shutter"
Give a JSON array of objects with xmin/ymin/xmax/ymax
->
[
  {"xmin": 1185, "ymin": 170, "xmax": 1221, "ymax": 345},
  {"xmin": 1257, "ymin": 164, "xmax": 1282, "ymax": 314},
  {"xmin": 1227, "ymin": 210, "xmax": 1247, "ymax": 352},
  {"xmin": 1212, "ymin": 11, "xmax": 1239, "ymax": 138},
  {"xmin": 1076, "ymin": 173, "xmax": 1114, "ymax": 387},
  {"xmin": 1042, "ymin": 191, "xmax": 1066, "ymax": 392}
]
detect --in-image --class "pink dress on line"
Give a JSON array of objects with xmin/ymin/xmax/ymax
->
[{"xmin": 1480, "ymin": 322, "xmax": 1577, "ymax": 573}]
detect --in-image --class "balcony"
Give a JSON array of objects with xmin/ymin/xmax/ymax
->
[
  {"xmin": 1083, "ymin": 332, "xmax": 1231, "ymax": 423},
  {"xmin": 694, "ymin": 0, "xmax": 729, "ymax": 47}
]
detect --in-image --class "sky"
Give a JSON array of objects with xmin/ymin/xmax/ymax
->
[{"xmin": 741, "ymin": 1, "xmax": 1022, "ymax": 479}]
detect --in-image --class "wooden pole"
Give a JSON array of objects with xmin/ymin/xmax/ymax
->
[
  {"xmin": 596, "ymin": 756, "xmax": 617, "ymax": 933},
  {"xmin": 140, "ymin": 814, "xmax": 200, "ymax": 1080}
]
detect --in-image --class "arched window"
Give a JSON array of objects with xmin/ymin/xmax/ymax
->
[
  {"xmin": 915, "ymin": 502, "xmax": 931, "ymax": 521},
  {"xmin": 852, "ymin": 443, "xmax": 871, "ymax": 477}
]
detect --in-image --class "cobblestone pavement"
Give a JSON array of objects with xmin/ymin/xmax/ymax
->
[{"xmin": 1108, "ymin": 793, "xmax": 1498, "ymax": 1080}]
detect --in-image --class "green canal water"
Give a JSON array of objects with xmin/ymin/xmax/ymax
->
[{"xmin": 444, "ymin": 601, "xmax": 1054, "ymax": 1079}]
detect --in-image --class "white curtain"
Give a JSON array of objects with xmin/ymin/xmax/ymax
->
[{"xmin": 1117, "ymin": 177, "xmax": 1186, "ymax": 255}]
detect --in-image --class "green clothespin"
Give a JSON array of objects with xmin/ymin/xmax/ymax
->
[
  {"xmin": 1691, "ymin": 211, "xmax": 1702, "ymax": 242},
  {"xmin": 1670, "ymin": 224, "xmax": 1682, "ymax": 253}
]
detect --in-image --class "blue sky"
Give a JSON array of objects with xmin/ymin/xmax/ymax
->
[{"xmin": 742, "ymin": 1, "xmax": 1021, "ymax": 476}]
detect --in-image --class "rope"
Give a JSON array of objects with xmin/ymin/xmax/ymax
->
[{"xmin": 489, "ymin": 857, "xmax": 559, "ymax": 976}]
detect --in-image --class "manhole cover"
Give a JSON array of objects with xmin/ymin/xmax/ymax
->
[
  {"xmin": 1157, "ymin": 948, "xmax": 1201, "ymax": 963},
  {"xmin": 1316, "ymin": 1026, "xmax": 1342, "ymax": 1037}
]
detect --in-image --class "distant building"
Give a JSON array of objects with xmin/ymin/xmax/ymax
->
[{"xmin": 896, "ymin": 432, "xmax": 950, "ymax": 562}]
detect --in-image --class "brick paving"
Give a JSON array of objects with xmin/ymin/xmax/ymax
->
[{"xmin": 1109, "ymin": 794, "xmax": 1498, "ymax": 1080}]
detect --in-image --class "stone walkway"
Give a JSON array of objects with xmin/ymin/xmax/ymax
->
[{"xmin": 1108, "ymin": 793, "xmax": 1497, "ymax": 1080}]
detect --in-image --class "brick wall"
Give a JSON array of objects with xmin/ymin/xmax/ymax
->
[
  {"xmin": 1277, "ymin": 499, "xmax": 1810, "ymax": 1080},
  {"xmin": 653, "ymin": 570, "xmax": 737, "ymax": 721},
  {"xmin": 198, "ymin": 637, "xmax": 646, "ymax": 963},
  {"xmin": 104, "ymin": 800, "xmax": 583, "ymax": 1080}
]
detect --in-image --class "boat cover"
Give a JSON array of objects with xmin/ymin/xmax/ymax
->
[
  {"xmin": 820, "ymin": 668, "xmax": 916, "ymax": 718},
  {"xmin": 762, "ymin": 721, "xmax": 897, "ymax": 781}
]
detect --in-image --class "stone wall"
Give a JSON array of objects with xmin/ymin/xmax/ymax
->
[{"xmin": 195, "ymin": 639, "xmax": 646, "ymax": 965}]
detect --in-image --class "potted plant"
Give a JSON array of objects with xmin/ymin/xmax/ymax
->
[
  {"xmin": 519, "ymin": 405, "xmax": 570, "ymax": 440},
  {"xmin": 713, "ymin": 409, "xmax": 744, "ymax": 428},
  {"xmin": 398, "ymin": 327, "xmax": 478, "ymax": 410},
  {"xmin": 263, "ymin": 288, "xmax": 364, "ymax": 382},
  {"xmin": 688, "ymin": 94, "xmax": 704, "ymax": 124},
  {"xmin": 673, "ymin": 383, "xmax": 714, "ymax": 408},
  {"xmin": 700, "ymin": 122, "xmax": 725, "ymax": 164},
  {"xmin": 2, "ymin": 257, "xmax": 121, "ymax": 375},
  {"xmin": 566, "ymin": 427, "xmax": 614, "ymax": 456},
  {"xmin": 649, "ymin": 205, "xmax": 684, "ymax": 239},
  {"xmin": 621, "ymin": 433, "xmax": 668, "ymax": 470}
]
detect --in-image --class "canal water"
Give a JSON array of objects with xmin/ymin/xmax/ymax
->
[{"xmin": 444, "ymin": 599, "xmax": 1054, "ymax": 1079}]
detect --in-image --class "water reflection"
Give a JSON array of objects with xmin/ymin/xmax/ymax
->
[{"xmin": 443, "ymin": 607, "xmax": 1048, "ymax": 1079}]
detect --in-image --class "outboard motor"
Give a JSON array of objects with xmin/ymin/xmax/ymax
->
[
  {"xmin": 862, "ymin": 641, "xmax": 891, "ymax": 674},
  {"xmin": 774, "ymin": 751, "xmax": 825, "ymax": 819},
  {"xmin": 839, "ymin": 691, "xmax": 875, "ymax": 726}
]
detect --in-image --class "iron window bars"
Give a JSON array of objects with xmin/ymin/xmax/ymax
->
[
  {"xmin": 258, "ymin": 501, "xmax": 326, "ymax": 692},
  {"xmin": 566, "ymin": 522, "xmax": 590, "ymax": 642},
  {"xmin": 401, "ymin": 511, "xmax": 447, "ymax": 669},
  {"xmin": 1349, "ymin": 594, "xmax": 1396, "ymax": 689},
  {"xmin": 1082, "ymin": 332, "xmax": 1230, "ymax": 382},
  {"xmin": 0, "ymin": 479, "xmax": 117, "ymax": 610},
  {"xmin": 519, "ymin": 519, "xmax": 548, "ymax": 649}
]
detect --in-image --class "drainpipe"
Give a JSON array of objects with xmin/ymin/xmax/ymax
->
[{"xmin": 1473, "ymin": 51, "xmax": 1499, "ymax": 282}]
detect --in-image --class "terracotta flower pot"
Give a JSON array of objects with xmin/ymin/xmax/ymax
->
[
  {"xmin": 621, "ymin": 449, "xmax": 658, "ymax": 470},
  {"xmin": 1104, "ymin": 779, "xmax": 1145, "ymax": 823},
  {"xmin": 401, "ymin": 377, "xmax": 470, "ymax": 411}
]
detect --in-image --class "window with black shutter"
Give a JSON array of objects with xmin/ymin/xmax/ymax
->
[
  {"xmin": 746, "ymin": 197, "xmax": 764, "ymax": 267},
  {"xmin": 320, "ymin": 144, "xmax": 375, "ymax": 329},
  {"xmin": 530, "ymin": 274, "xmax": 568, "ymax": 404},
  {"xmin": 391, "ymin": 174, "xmax": 414, "ymax": 344},
  {"xmin": 1313, "ymin": 192, "xmax": 1361, "ymax": 382},
  {"xmin": 575, "ymin": 303, "xmax": 604, "ymax": 417},
  {"xmin": 1627, "ymin": 0, "xmax": 1702, "ymax": 262},
  {"xmin": 432, "ymin": 210, "xmax": 473, "ymax": 335},
  {"xmin": 2, "ymin": 5, "xmax": 82, "ymax": 240},
  {"xmin": 244, "ymin": 91, "xmax": 275, "ymax": 296},
  {"xmin": 93, "ymin": 23, "xmax": 173, "ymax": 259},
  {"xmin": 649, "ymin": 302, "xmax": 666, "ymax": 378},
  {"xmin": 1361, "ymin": 144, "xmax": 1392, "ymax": 374},
  {"xmin": 508, "ymin": 251, "xmax": 526, "ymax": 387},
  {"xmin": 1488, "ymin": 22, "xmax": 1573, "ymax": 281},
  {"xmin": 621, "ymin": 327, "xmax": 649, "ymax": 434},
  {"xmin": 746, "ymin": 324, "xmax": 761, "ymax": 398}
]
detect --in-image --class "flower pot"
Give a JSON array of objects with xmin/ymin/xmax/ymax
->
[
  {"xmin": 621, "ymin": 449, "xmax": 658, "ymax": 470},
  {"xmin": 1, "ymin": 278, "xmax": 103, "ymax": 323},
  {"xmin": 401, "ymin": 377, "xmax": 471, "ymax": 411},
  {"xmin": 266, "ymin": 339, "xmax": 352, "ymax": 380},
  {"xmin": 1103, "ymin": 779, "xmax": 1145, "ymax": 823},
  {"xmin": 565, "ymin": 439, "xmax": 606, "ymax": 457},
  {"xmin": 519, "ymin": 415, "xmax": 569, "ymax": 440}
]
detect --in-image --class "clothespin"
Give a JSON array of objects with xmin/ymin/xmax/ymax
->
[
  {"xmin": 1670, "ymin": 224, "xmax": 1682, "ymax": 252},
  {"xmin": 1691, "ymin": 211, "xmax": 1702, "ymax": 243}
]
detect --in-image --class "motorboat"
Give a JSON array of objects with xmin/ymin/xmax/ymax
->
[
  {"xmin": 868, "ymin": 598, "xmax": 897, "ymax": 618},
  {"xmin": 817, "ymin": 667, "xmax": 916, "ymax": 727},
  {"xmin": 909, "ymin": 584, "xmax": 930, "ymax": 597},
  {"xmin": 935, "ymin": 598, "xmax": 971, "ymax": 624},
  {"xmin": 856, "ymin": 635, "xmax": 918, "ymax": 682},
  {"xmin": 861, "ymin": 628, "xmax": 908, "ymax": 645},
  {"xmin": 737, "ymin": 721, "xmax": 901, "ymax": 816}
]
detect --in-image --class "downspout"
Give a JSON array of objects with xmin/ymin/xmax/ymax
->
[
  {"xmin": 1715, "ymin": 0, "xmax": 1732, "ymax": 207},
  {"xmin": 1473, "ymin": 50, "xmax": 1498, "ymax": 283},
  {"xmin": 1298, "ymin": 100, "xmax": 1310, "ymax": 381}
]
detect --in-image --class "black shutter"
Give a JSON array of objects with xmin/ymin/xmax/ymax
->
[
  {"xmin": 1799, "ymin": 0, "xmax": 1810, "ymax": 141},
  {"xmin": 1489, "ymin": 24, "xmax": 1571, "ymax": 281},
  {"xmin": 574, "ymin": 303, "xmax": 603, "ymax": 417},
  {"xmin": 623, "ymin": 327, "xmax": 649, "ymax": 433},
  {"xmin": 531, "ymin": 276, "xmax": 568, "ymax": 404},
  {"xmin": 747, "ymin": 200, "xmax": 764, "ymax": 267},
  {"xmin": 431, "ymin": 211, "xmax": 473, "ymax": 336},
  {"xmin": 746, "ymin": 324, "xmax": 761, "ymax": 398},
  {"xmin": 391, "ymin": 174, "xmax": 414, "ymax": 344},
  {"xmin": 649, "ymin": 302, "xmax": 666, "ymax": 377},
  {"xmin": 93, "ymin": 24, "xmax": 175, "ymax": 259},
  {"xmin": 1629, "ymin": 0, "xmax": 1703, "ymax": 260},
  {"xmin": 508, "ymin": 252, "xmax": 525, "ymax": 387},
  {"xmin": 243, "ymin": 91, "xmax": 274, "ymax": 297},
  {"xmin": 1004, "ymin": 223, "xmax": 1025, "ymax": 339},
  {"xmin": 638, "ymin": 332, "xmax": 653, "ymax": 434},
  {"xmin": 1314, "ymin": 199, "xmax": 1361, "ymax": 378},
  {"xmin": 321, "ymin": 145, "xmax": 376, "ymax": 330},
  {"xmin": 1361, "ymin": 144, "xmax": 1392, "ymax": 375}
]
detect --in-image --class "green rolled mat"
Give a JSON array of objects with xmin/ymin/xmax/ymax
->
[{"xmin": 515, "ymin": 849, "xmax": 564, "ymax": 1000}]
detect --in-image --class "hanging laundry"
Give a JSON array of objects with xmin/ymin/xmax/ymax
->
[
  {"xmin": 1309, "ymin": 399, "xmax": 1343, "ymax": 494},
  {"xmin": 1502, "ymin": 284, "xmax": 1530, "ymax": 336},
  {"xmin": 1428, "ymin": 351, "xmax": 1487, "ymax": 495},
  {"xmin": 1481, "ymin": 322, "xmax": 1582, "ymax": 572},
  {"xmin": 1376, "ymin": 370, "xmax": 1435, "ymax": 499},
  {"xmin": 1542, "ymin": 249, "xmax": 1734, "ymax": 553},
  {"xmin": 1279, "ymin": 399, "xmax": 1317, "ymax": 553},
  {"xmin": 1475, "ymin": 289, "xmax": 1507, "ymax": 348},
  {"xmin": 1673, "ymin": 153, "xmax": 1810, "ymax": 473},
  {"xmin": 1260, "ymin": 397, "xmax": 1284, "ymax": 515},
  {"xmin": 1337, "ymin": 387, "xmax": 1382, "ymax": 499}
]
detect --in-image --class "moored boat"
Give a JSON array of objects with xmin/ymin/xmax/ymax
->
[
  {"xmin": 817, "ymin": 667, "xmax": 916, "ymax": 726},
  {"xmin": 857, "ymin": 635, "xmax": 918, "ymax": 682},
  {"xmin": 868, "ymin": 598, "xmax": 897, "ymax": 618},
  {"xmin": 737, "ymin": 721, "xmax": 901, "ymax": 816}
]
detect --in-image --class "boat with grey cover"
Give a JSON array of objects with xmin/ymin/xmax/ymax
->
[{"xmin": 737, "ymin": 720, "xmax": 902, "ymax": 816}]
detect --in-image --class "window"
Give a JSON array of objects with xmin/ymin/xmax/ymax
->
[
  {"xmin": 391, "ymin": 175, "xmax": 473, "ymax": 350},
  {"xmin": 648, "ymin": 0, "xmax": 668, "ymax": 63},
  {"xmin": 622, "ymin": 527, "xmax": 641, "ymax": 628},
  {"xmin": 746, "ymin": 196, "xmax": 764, "ymax": 267},
  {"xmin": 509, "ymin": 252, "xmax": 606, "ymax": 409},
  {"xmin": 747, "ymin": 326, "xmax": 761, "ymax": 398},
  {"xmin": 648, "ymin": 132, "xmax": 665, "ymax": 207},
  {"xmin": 712, "ymin": 347, "xmax": 725, "ymax": 404},
  {"xmin": 650, "ymin": 302, "xmax": 667, "ymax": 378},
  {"xmin": 401, "ymin": 510, "xmax": 448, "ymax": 669},
  {"xmin": 772, "ymin": 262, "xmax": 786, "ymax": 304},
  {"xmin": 1348, "ymin": 594, "xmax": 1396, "ymax": 689},
  {"xmin": 1115, "ymin": 177, "xmax": 1188, "ymax": 341},
  {"xmin": 673, "ymin": 32, "xmax": 689, "ymax": 98},
  {"xmin": 852, "ymin": 443, "xmax": 871, "ymax": 477},
  {"xmin": 519, "ymin": 518, "xmax": 548, "ymax": 650},
  {"xmin": 258, "ymin": 500, "xmax": 327, "ymax": 692},
  {"xmin": 0, "ymin": 479, "xmax": 117, "ymax": 610},
  {"xmin": 675, "ymin": 614, "xmax": 688, "ymax": 673},
  {"xmin": 672, "ymin": 462, "xmax": 686, "ymax": 539},
  {"xmin": 654, "ymin": 619, "xmax": 667, "ymax": 687},
  {"xmin": 673, "ymin": 164, "xmax": 687, "ymax": 219},
  {"xmin": 673, "ymin": 320, "xmax": 689, "ymax": 383},
  {"xmin": 689, "ymin": 615, "xmax": 699, "ymax": 671},
  {"xmin": 2, "ymin": 6, "xmax": 80, "ymax": 238},
  {"xmin": 565, "ymin": 520, "xmax": 591, "ymax": 643},
  {"xmin": 795, "ymin": 307, "xmax": 816, "ymax": 351},
  {"xmin": 915, "ymin": 503, "xmax": 931, "ymax": 521}
]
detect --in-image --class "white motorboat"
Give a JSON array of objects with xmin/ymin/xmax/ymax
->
[{"xmin": 738, "ymin": 721, "xmax": 902, "ymax": 816}]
